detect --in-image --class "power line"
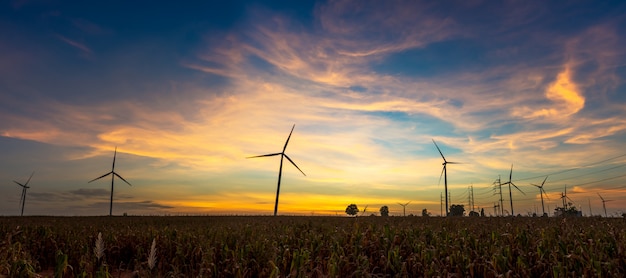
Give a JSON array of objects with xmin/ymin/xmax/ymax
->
[
  {"xmin": 515, "ymin": 153, "xmax": 626, "ymax": 182},
  {"xmin": 567, "ymin": 173, "xmax": 626, "ymax": 190},
  {"xmin": 547, "ymin": 164, "xmax": 626, "ymax": 184}
]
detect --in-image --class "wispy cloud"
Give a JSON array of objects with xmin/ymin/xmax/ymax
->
[{"xmin": 56, "ymin": 34, "xmax": 92, "ymax": 56}]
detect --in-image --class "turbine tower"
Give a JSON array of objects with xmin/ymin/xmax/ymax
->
[
  {"xmin": 597, "ymin": 193, "xmax": 613, "ymax": 218},
  {"xmin": 89, "ymin": 147, "xmax": 132, "ymax": 216},
  {"xmin": 248, "ymin": 124, "xmax": 306, "ymax": 216},
  {"xmin": 531, "ymin": 176, "xmax": 549, "ymax": 216},
  {"xmin": 432, "ymin": 139, "xmax": 461, "ymax": 216},
  {"xmin": 501, "ymin": 164, "xmax": 525, "ymax": 216},
  {"xmin": 14, "ymin": 172, "xmax": 34, "ymax": 216},
  {"xmin": 398, "ymin": 201, "xmax": 411, "ymax": 216}
]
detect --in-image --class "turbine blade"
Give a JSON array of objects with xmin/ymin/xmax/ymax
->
[
  {"xmin": 531, "ymin": 184, "xmax": 540, "ymax": 188},
  {"xmin": 446, "ymin": 161, "xmax": 463, "ymax": 164},
  {"xmin": 24, "ymin": 172, "xmax": 34, "ymax": 186},
  {"xmin": 432, "ymin": 139, "xmax": 447, "ymax": 162},
  {"xmin": 14, "ymin": 181, "xmax": 26, "ymax": 187},
  {"xmin": 511, "ymin": 182, "xmax": 525, "ymax": 195},
  {"xmin": 509, "ymin": 164, "xmax": 513, "ymax": 182},
  {"xmin": 19, "ymin": 189, "xmax": 25, "ymax": 207},
  {"xmin": 113, "ymin": 172, "xmax": 132, "ymax": 186},
  {"xmin": 597, "ymin": 193, "xmax": 604, "ymax": 201},
  {"xmin": 112, "ymin": 146, "xmax": 117, "ymax": 171},
  {"xmin": 89, "ymin": 172, "xmax": 113, "ymax": 183},
  {"xmin": 438, "ymin": 166, "xmax": 445, "ymax": 186},
  {"xmin": 247, "ymin": 153, "xmax": 282, "ymax": 158},
  {"xmin": 283, "ymin": 154, "xmax": 306, "ymax": 176},
  {"xmin": 282, "ymin": 124, "xmax": 296, "ymax": 152},
  {"xmin": 542, "ymin": 188, "xmax": 550, "ymax": 201},
  {"xmin": 541, "ymin": 176, "xmax": 548, "ymax": 187}
]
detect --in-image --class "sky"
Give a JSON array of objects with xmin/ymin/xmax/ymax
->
[{"xmin": 1, "ymin": 0, "xmax": 626, "ymax": 217}]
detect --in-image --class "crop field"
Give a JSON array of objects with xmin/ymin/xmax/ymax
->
[{"xmin": 1, "ymin": 216, "xmax": 625, "ymax": 277}]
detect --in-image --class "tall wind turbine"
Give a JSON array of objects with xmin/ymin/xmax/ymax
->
[
  {"xmin": 597, "ymin": 193, "xmax": 613, "ymax": 218},
  {"xmin": 88, "ymin": 147, "xmax": 132, "ymax": 216},
  {"xmin": 531, "ymin": 176, "xmax": 549, "ymax": 216},
  {"xmin": 432, "ymin": 139, "xmax": 461, "ymax": 216},
  {"xmin": 14, "ymin": 172, "xmax": 34, "ymax": 216},
  {"xmin": 398, "ymin": 201, "xmax": 411, "ymax": 217},
  {"xmin": 501, "ymin": 164, "xmax": 525, "ymax": 216},
  {"xmin": 247, "ymin": 124, "xmax": 306, "ymax": 216}
]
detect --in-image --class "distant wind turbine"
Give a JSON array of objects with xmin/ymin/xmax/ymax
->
[
  {"xmin": 531, "ymin": 176, "xmax": 549, "ymax": 216},
  {"xmin": 597, "ymin": 193, "xmax": 613, "ymax": 218},
  {"xmin": 360, "ymin": 205, "xmax": 369, "ymax": 217},
  {"xmin": 14, "ymin": 172, "xmax": 34, "ymax": 216},
  {"xmin": 398, "ymin": 201, "xmax": 411, "ymax": 216},
  {"xmin": 247, "ymin": 124, "xmax": 306, "ymax": 216},
  {"xmin": 501, "ymin": 164, "xmax": 525, "ymax": 216},
  {"xmin": 432, "ymin": 139, "xmax": 461, "ymax": 216},
  {"xmin": 88, "ymin": 147, "xmax": 132, "ymax": 216}
]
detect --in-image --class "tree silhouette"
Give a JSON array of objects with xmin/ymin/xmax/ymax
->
[
  {"xmin": 449, "ymin": 204, "xmax": 465, "ymax": 216},
  {"xmin": 379, "ymin": 206, "xmax": 389, "ymax": 217},
  {"xmin": 345, "ymin": 204, "xmax": 359, "ymax": 216},
  {"xmin": 421, "ymin": 208, "xmax": 431, "ymax": 217}
]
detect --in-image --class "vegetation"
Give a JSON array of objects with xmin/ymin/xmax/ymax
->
[
  {"xmin": 345, "ymin": 204, "xmax": 359, "ymax": 216},
  {"xmin": 380, "ymin": 206, "xmax": 389, "ymax": 217},
  {"xmin": 449, "ymin": 204, "xmax": 465, "ymax": 216},
  {"xmin": 1, "ymin": 216, "xmax": 625, "ymax": 277}
]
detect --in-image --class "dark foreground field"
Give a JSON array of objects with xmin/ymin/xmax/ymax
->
[{"xmin": 1, "ymin": 216, "xmax": 625, "ymax": 277}]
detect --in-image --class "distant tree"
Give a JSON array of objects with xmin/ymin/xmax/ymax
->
[
  {"xmin": 554, "ymin": 205, "xmax": 582, "ymax": 217},
  {"xmin": 421, "ymin": 208, "xmax": 431, "ymax": 217},
  {"xmin": 345, "ymin": 204, "xmax": 359, "ymax": 216},
  {"xmin": 379, "ymin": 206, "xmax": 389, "ymax": 217},
  {"xmin": 449, "ymin": 204, "xmax": 465, "ymax": 216},
  {"xmin": 469, "ymin": 211, "xmax": 479, "ymax": 217}
]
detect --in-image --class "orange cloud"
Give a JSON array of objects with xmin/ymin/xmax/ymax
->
[{"xmin": 513, "ymin": 64, "xmax": 585, "ymax": 119}]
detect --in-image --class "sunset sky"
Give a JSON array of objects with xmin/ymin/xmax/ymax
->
[{"xmin": 2, "ymin": 0, "xmax": 626, "ymax": 216}]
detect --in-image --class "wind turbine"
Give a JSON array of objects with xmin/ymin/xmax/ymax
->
[
  {"xmin": 432, "ymin": 139, "xmax": 461, "ymax": 216},
  {"xmin": 247, "ymin": 124, "xmax": 306, "ymax": 216},
  {"xmin": 501, "ymin": 164, "xmax": 525, "ymax": 216},
  {"xmin": 360, "ymin": 205, "xmax": 369, "ymax": 217},
  {"xmin": 531, "ymin": 176, "xmax": 549, "ymax": 216},
  {"xmin": 597, "ymin": 193, "xmax": 613, "ymax": 218},
  {"xmin": 398, "ymin": 201, "xmax": 411, "ymax": 217},
  {"xmin": 88, "ymin": 147, "xmax": 132, "ymax": 216},
  {"xmin": 14, "ymin": 172, "xmax": 34, "ymax": 216}
]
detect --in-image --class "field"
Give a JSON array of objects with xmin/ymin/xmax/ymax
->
[{"xmin": 1, "ymin": 216, "xmax": 625, "ymax": 277}]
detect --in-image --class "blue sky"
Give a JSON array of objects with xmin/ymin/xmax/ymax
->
[{"xmin": 1, "ymin": 0, "xmax": 626, "ymax": 216}]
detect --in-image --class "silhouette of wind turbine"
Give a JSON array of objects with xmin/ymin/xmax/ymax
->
[
  {"xmin": 88, "ymin": 147, "xmax": 132, "ymax": 216},
  {"xmin": 432, "ymin": 139, "xmax": 461, "ymax": 216},
  {"xmin": 360, "ymin": 205, "xmax": 369, "ymax": 217},
  {"xmin": 247, "ymin": 124, "xmax": 306, "ymax": 216},
  {"xmin": 501, "ymin": 164, "xmax": 525, "ymax": 216},
  {"xmin": 398, "ymin": 201, "xmax": 411, "ymax": 216},
  {"xmin": 531, "ymin": 176, "xmax": 549, "ymax": 216},
  {"xmin": 14, "ymin": 172, "xmax": 34, "ymax": 216},
  {"xmin": 597, "ymin": 193, "xmax": 613, "ymax": 218}
]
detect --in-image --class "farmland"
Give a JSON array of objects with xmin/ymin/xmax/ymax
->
[{"xmin": 1, "ymin": 216, "xmax": 625, "ymax": 277}]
